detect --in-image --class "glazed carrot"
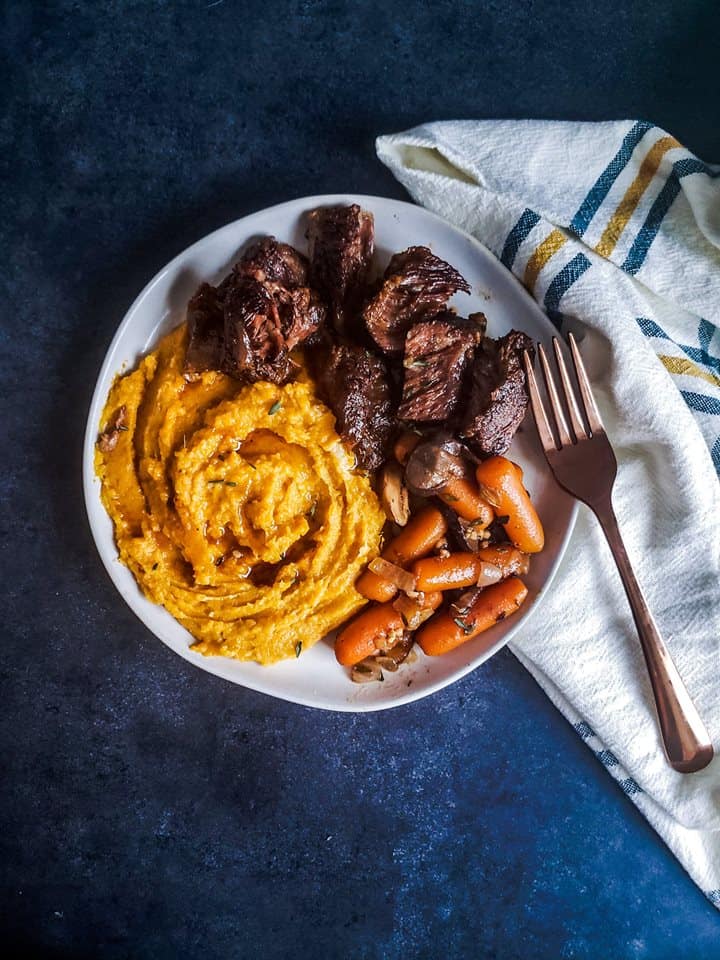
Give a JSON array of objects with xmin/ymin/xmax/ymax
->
[
  {"xmin": 386, "ymin": 506, "xmax": 448, "ymax": 565},
  {"xmin": 412, "ymin": 544, "xmax": 529, "ymax": 592},
  {"xmin": 475, "ymin": 456, "xmax": 545, "ymax": 553},
  {"xmin": 357, "ymin": 506, "xmax": 448, "ymax": 602},
  {"xmin": 355, "ymin": 569, "xmax": 400, "ymax": 603},
  {"xmin": 416, "ymin": 577, "xmax": 529, "ymax": 657},
  {"xmin": 335, "ymin": 603, "xmax": 405, "ymax": 666},
  {"xmin": 413, "ymin": 552, "xmax": 481, "ymax": 592},
  {"xmin": 393, "ymin": 430, "xmax": 421, "ymax": 465},
  {"xmin": 438, "ymin": 475, "xmax": 494, "ymax": 526}
]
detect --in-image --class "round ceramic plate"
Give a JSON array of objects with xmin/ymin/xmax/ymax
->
[{"xmin": 83, "ymin": 194, "xmax": 577, "ymax": 711}]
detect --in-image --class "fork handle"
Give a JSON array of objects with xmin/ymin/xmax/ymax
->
[{"xmin": 594, "ymin": 498, "xmax": 713, "ymax": 773}]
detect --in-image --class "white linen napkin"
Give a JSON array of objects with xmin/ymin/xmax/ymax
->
[{"xmin": 377, "ymin": 120, "xmax": 720, "ymax": 907}]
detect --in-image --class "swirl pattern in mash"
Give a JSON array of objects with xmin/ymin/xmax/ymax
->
[{"xmin": 95, "ymin": 325, "xmax": 385, "ymax": 664}]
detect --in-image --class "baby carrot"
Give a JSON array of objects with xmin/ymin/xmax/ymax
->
[
  {"xmin": 357, "ymin": 506, "xmax": 448, "ymax": 602},
  {"xmin": 335, "ymin": 603, "xmax": 406, "ymax": 666},
  {"xmin": 416, "ymin": 577, "xmax": 528, "ymax": 656},
  {"xmin": 412, "ymin": 544, "xmax": 529, "ymax": 592},
  {"xmin": 475, "ymin": 457, "xmax": 544, "ymax": 553},
  {"xmin": 438, "ymin": 475, "xmax": 494, "ymax": 526},
  {"xmin": 393, "ymin": 430, "xmax": 421, "ymax": 465}
]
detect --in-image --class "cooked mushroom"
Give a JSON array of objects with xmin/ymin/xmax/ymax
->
[
  {"xmin": 368, "ymin": 557, "xmax": 417, "ymax": 595},
  {"xmin": 97, "ymin": 405, "xmax": 128, "ymax": 453},
  {"xmin": 351, "ymin": 658, "xmax": 384, "ymax": 683},
  {"xmin": 404, "ymin": 439, "xmax": 466, "ymax": 496},
  {"xmin": 349, "ymin": 631, "xmax": 415, "ymax": 683},
  {"xmin": 379, "ymin": 460, "xmax": 410, "ymax": 526}
]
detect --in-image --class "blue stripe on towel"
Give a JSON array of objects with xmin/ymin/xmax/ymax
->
[
  {"xmin": 619, "ymin": 778, "xmax": 643, "ymax": 796},
  {"xmin": 574, "ymin": 721, "xmax": 596, "ymax": 739},
  {"xmin": 568, "ymin": 120, "xmax": 653, "ymax": 237},
  {"xmin": 673, "ymin": 157, "xmax": 720, "ymax": 179},
  {"xmin": 681, "ymin": 391, "xmax": 720, "ymax": 416},
  {"xmin": 712, "ymin": 438, "xmax": 720, "ymax": 472},
  {"xmin": 622, "ymin": 158, "xmax": 720, "ymax": 275},
  {"xmin": 596, "ymin": 750, "xmax": 619, "ymax": 767},
  {"xmin": 543, "ymin": 253, "xmax": 592, "ymax": 326},
  {"xmin": 500, "ymin": 208, "xmax": 541, "ymax": 268},
  {"xmin": 708, "ymin": 890, "xmax": 720, "ymax": 906},
  {"xmin": 636, "ymin": 316, "xmax": 669, "ymax": 340},
  {"xmin": 636, "ymin": 317, "xmax": 720, "ymax": 372},
  {"xmin": 622, "ymin": 176, "xmax": 682, "ymax": 275}
]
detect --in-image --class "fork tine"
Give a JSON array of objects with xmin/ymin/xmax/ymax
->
[
  {"xmin": 522, "ymin": 350, "xmax": 557, "ymax": 452},
  {"xmin": 568, "ymin": 332, "xmax": 605, "ymax": 434},
  {"xmin": 538, "ymin": 344, "xmax": 573, "ymax": 447},
  {"xmin": 552, "ymin": 337, "xmax": 588, "ymax": 440}
]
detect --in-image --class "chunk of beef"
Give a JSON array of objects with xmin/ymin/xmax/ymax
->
[
  {"xmin": 274, "ymin": 286, "xmax": 326, "ymax": 350},
  {"xmin": 314, "ymin": 342, "xmax": 394, "ymax": 471},
  {"xmin": 398, "ymin": 313, "xmax": 482, "ymax": 422},
  {"xmin": 306, "ymin": 204, "xmax": 374, "ymax": 335},
  {"xmin": 185, "ymin": 283, "xmax": 225, "ymax": 374},
  {"xmin": 364, "ymin": 246, "xmax": 471, "ymax": 354},
  {"xmin": 191, "ymin": 248, "xmax": 324, "ymax": 384},
  {"xmin": 236, "ymin": 236, "xmax": 308, "ymax": 289},
  {"xmin": 222, "ymin": 277, "xmax": 295, "ymax": 384},
  {"xmin": 459, "ymin": 330, "xmax": 534, "ymax": 455}
]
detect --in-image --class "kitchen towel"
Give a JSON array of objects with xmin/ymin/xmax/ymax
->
[{"xmin": 377, "ymin": 120, "xmax": 720, "ymax": 907}]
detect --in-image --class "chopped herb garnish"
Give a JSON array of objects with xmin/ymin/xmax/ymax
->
[
  {"xmin": 453, "ymin": 616, "xmax": 473, "ymax": 635},
  {"xmin": 295, "ymin": 640, "xmax": 302, "ymax": 658},
  {"xmin": 208, "ymin": 479, "xmax": 224, "ymax": 485},
  {"xmin": 269, "ymin": 401, "xmax": 282, "ymax": 415},
  {"xmin": 152, "ymin": 562, "xmax": 158, "ymax": 571},
  {"xmin": 224, "ymin": 480, "xmax": 238, "ymax": 487},
  {"xmin": 443, "ymin": 494, "xmax": 459, "ymax": 503}
]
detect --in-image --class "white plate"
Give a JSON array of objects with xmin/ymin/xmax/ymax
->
[{"xmin": 83, "ymin": 194, "xmax": 577, "ymax": 711}]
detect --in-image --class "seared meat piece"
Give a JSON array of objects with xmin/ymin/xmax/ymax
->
[
  {"xmin": 459, "ymin": 330, "xmax": 534, "ymax": 455},
  {"xmin": 185, "ymin": 236, "xmax": 323, "ymax": 383},
  {"xmin": 398, "ymin": 312, "xmax": 482, "ymax": 422},
  {"xmin": 185, "ymin": 282, "xmax": 225, "ymax": 374},
  {"xmin": 222, "ymin": 277, "xmax": 295, "ymax": 384},
  {"xmin": 236, "ymin": 236, "xmax": 308, "ymax": 289},
  {"xmin": 314, "ymin": 342, "xmax": 394, "ymax": 471},
  {"xmin": 364, "ymin": 246, "xmax": 471, "ymax": 354},
  {"xmin": 274, "ymin": 286, "xmax": 326, "ymax": 350},
  {"xmin": 306, "ymin": 204, "xmax": 375, "ymax": 335}
]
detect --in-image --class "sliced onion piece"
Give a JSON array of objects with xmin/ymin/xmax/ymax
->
[
  {"xmin": 368, "ymin": 557, "xmax": 417, "ymax": 594},
  {"xmin": 351, "ymin": 659, "xmax": 384, "ymax": 683},
  {"xmin": 374, "ymin": 655, "xmax": 400, "ymax": 673},
  {"xmin": 477, "ymin": 561, "xmax": 503, "ymax": 587},
  {"xmin": 393, "ymin": 593, "xmax": 438, "ymax": 631}
]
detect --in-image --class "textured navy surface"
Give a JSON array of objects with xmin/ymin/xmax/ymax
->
[{"xmin": 3, "ymin": 1, "xmax": 720, "ymax": 957}]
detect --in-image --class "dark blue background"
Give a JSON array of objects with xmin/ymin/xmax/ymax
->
[{"xmin": 3, "ymin": 1, "xmax": 720, "ymax": 957}]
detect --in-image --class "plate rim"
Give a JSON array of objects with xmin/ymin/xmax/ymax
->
[{"xmin": 82, "ymin": 193, "xmax": 578, "ymax": 712}]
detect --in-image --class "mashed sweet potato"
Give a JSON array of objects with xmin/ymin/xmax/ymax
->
[{"xmin": 95, "ymin": 324, "xmax": 385, "ymax": 664}]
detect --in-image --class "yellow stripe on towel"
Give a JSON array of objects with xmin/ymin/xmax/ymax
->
[
  {"xmin": 523, "ymin": 229, "xmax": 567, "ymax": 292},
  {"xmin": 595, "ymin": 136, "xmax": 680, "ymax": 258},
  {"xmin": 659, "ymin": 355, "xmax": 720, "ymax": 390}
]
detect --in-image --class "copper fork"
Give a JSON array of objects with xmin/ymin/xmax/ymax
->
[{"xmin": 523, "ymin": 334, "xmax": 713, "ymax": 774}]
